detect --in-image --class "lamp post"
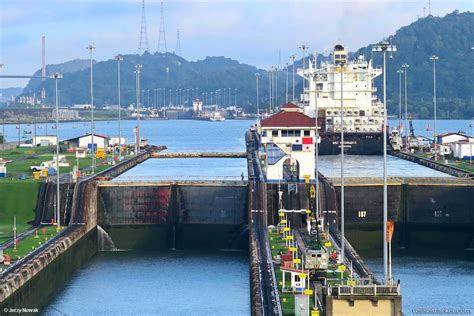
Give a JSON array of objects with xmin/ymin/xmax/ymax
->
[
  {"xmin": 86, "ymin": 44, "xmax": 96, "ymax": 173},
  {"xmin": 52, "ymin": 72, "xmax": 62, "ymax": 227},
  {"xmin": 314, "ymin": 55, "xmax": 320, "ymax": 219},
  {"xmin": 299, "ymin": 44, "xmax": 309, "ymax": 100},
  {"xmin": 134, "ymin": 64, "xmax": 142, "ymax": 155},
  {"xmin": 291, "ymin": 55, "xmax": 296, "ymax": 102},
  {"xmin": 268, "ymin": 67, "xmax": 272, "ymax": 113},
  {"xmin": 397, "ymin": 69, "xmax": 403, "ymax": 133},
  {"xmin": 115, "ymin": 54, "xmax": 123, "ymax": 161},
  {"xmin": 337, "ymin": 57, "xmax": 346, "ymax": 266},
  {"xmin": 255, "ymin": 73, "xmax": 260, "ymax": 121},
  {"xmin": 373, "ymin": 40, "xmax": 397, "ymax": 285},
  {"xmin": 430, "ymin": 55, "xmax": 439, "ymax": 160},
  {"xmin": 402, "ymin": 64, "xmax": 409, "ymax": 148},
  {"xmin": 234, "ymin": 88, "xmax": 237, "ymax": 106},
  {"xmin": 286, "ymin": 62, "xmax": 289, "ymax": 103}
]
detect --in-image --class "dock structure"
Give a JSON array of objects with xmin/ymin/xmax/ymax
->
[{"xmin": 150, "ymin": 152, "xmax": 247, "ymax": 159}]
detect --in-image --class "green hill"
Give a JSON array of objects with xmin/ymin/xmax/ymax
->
[
  {"xmin": 355, "ymin": 11, "xmax": 473, "ymax": 119},
  {"xmin": 21, "ymin": 11, "xmax": 473, "ymax": 118}
]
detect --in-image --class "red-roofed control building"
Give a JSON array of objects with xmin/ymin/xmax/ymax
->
[{"xmin": 260, "ymin": 103, "xmax": 316, "ymax": 181}]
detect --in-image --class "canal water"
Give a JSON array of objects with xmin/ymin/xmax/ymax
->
[{"xmin": 23, "ymin": 119, "xmax": 471, "ymax": 315}]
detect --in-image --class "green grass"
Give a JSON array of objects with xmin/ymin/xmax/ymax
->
[
  {"xmin": 3, "ymin": 150, "xmax": 119, "ymax": 177},
  {"xmin": 2, "ymin": 226, "xmax": 62, "ymax": 261},
  {"xmin": 0, "ymin": 179, "xmax": 41, "ymax": 243}
]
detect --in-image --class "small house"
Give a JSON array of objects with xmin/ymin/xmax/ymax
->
[
  {"xmin": 32, "ymin": 135, "xmax": 57, "ymax": 147},
  {"xmin": 452, "ymin": 140, "xmax": 474, "ymax": 160},
  {"xmin": 63, "ymin": 133, "xmax": 110, "ymax": 151}
]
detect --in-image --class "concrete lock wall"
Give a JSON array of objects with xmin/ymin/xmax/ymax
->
[
  {"xmin": 97, "ymin": 184, "xmax": 249, "ymax": 250},
  {"xmin": 332, "ymin": 183, "xmax": 474, "ymax": 250}
]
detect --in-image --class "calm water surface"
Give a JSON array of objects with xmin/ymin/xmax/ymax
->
[
  {"xmin": 365, "ymin": 255, "xmax": 474, "ymax": 315},
  {"xmin": 43, "ymin": 251, "xmax": 250, "ymax": 316}
]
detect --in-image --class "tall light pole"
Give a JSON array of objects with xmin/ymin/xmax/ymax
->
[
  {"xmin": 314, "ymin": 56, "xmax": 320, "ymax": 219},
  {"xmin": 274, "ymin": 66, "xmax": 278, "ymax": 107},
  {"xmin": 135, "ymin": 64, "xmax": 142, "ymax": 155},
  {"xmin": 373, "ymin": 40, "xmax": 397, "ymax": 285},
  {"xmin": 299, "ymin": 44, "xmax": 309, "ymax": 100},
  {"xmin": 285, "ymin": 62, "xmax": 289, "ymax": 103},
  {"xmin": 268, "ymin": 68, "xmax": 272, "ymax": 113},
  {"xmin": 397, "ymin": 69, "xmax": 403, "ymax": 132},
  {"xmin": 255, "ymin": 73, "xmax": 260, "ymax": 121},
  {"xmin": 86, "ymin": 44, "xmax": 96, "ymax": 173},
  {"xmin": 291, "ymin": 55, "xmax": 296, "ymax": 102},
  {"xmin": 234, "ymin": 88, "xmax": 237, "ymax": 106},
  {"xmin": 402, "ymin": 64, "xmax": 409, "ymax": 147},
  {"xmin": 115, "ymin": 54, "xmax": 123, "ymax": 161},
  {"xmin": 337, "ymin": 57, "xmax": 346, "ymax": 266},
  {"xmin": 430, "ymin": 55, "xmax": 439, "ymax": 160},
  {"xmin": 52, "ymin": 72, "xmax": 62, "ymax": 227}
]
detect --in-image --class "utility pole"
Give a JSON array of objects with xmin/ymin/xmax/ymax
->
[
  {"xmin": 255, "ymin": 73, "xmax": 260, "ymax": 121},
  {"xmin": 402, "ymin": 64, "xmax": 409, "ymax": 148},
  {"xmin": 397, "ymin": 69, "xmax": 403, "ymax": 132},
  {"xmin": 52, "ymin": 72, "xmax": 62, "ymax": 227},
  {"xmin": 338, "ymin": 56, "xmax": 346, "ymax": 266},
  {"xmin": 373, "ymin": 41, "xmax": 397, "ymax": 285},
  {"xmin": 285, "ymin": 62, "xmax": 289, "ymax": 103},
  {"xmin": 135, "ymin": 64, "xmax": 142, "ymax": 155},
  {"xmin": 115, "ymin": 54, "xmax": 123, "ymax": 161},
  {"xmin": 291, "ymin": 55, "xmax": 296, "ymax": 102},
  {"xmin": 268, "ymin": 68, "xmax": 272, "ymax": 113},
  {"xmin": 430, "ymin": 55, "xmax": 439, "ymax": 160},
  {"xmin": 86, "ymin": 44, "xmax": 96, "ymax": 173}
]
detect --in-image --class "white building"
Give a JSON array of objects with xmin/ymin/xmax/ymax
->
[
  {"xmin": 64, "ymin": 133, "xmax": 110, "ymax": 150},
  {"xmin": 452, "ymin": 140, "xmax": 474, "ymax": 160},
  {"xmin": 32, "ymin": 135, "xmax": 57, "ymax": 147},
  {"xmin": 437, "ymin": 133, "xmax": 470, "ymax": 155},
  {"xmin": 78, "ymin": 133, "xmax": 109, "ymax": 150},
  {"xmin": 260, "ymin": 103, "xmax": 316, "ymax": 182},
  {"xmin": 109, "ymin": 136, "xmax": 127, "ymax": 146}
]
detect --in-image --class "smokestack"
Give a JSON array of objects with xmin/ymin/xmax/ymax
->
[{"xmin": 42, "ymin": 36, "xmax": 46, "ymax": 80}]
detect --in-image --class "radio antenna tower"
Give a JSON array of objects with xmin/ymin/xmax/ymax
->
[
  {"xmin": 175, "ymin": 29, "xmax": 182, "ymax": 56},
  {"xmin": 157, "ymin": 2, "xmax": 168, "ymax": 52},
  {"xmin": 138, "ymin": 0, "xmax": 149, "ymax": 54}
]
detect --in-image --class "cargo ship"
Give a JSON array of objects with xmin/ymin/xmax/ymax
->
[{"xmin": 298, "ymin": 44, "xmax": 384, "ymax": 155}]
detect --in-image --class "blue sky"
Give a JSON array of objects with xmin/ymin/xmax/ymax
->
[{"xmin": 0, "ymin": 0, "xmax": 472, "ymax": 88}]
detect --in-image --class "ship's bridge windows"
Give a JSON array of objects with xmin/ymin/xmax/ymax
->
[
  {"xmin": 334, "ymin": 111, "xmax": 339, "ymax": 115},
  {"xmin": 347, "ymin": 110, "xmax": 353, "ymax": 115},
  {"xmin": 354, "ymin": 111, "xmax": 359, "ymax": 115},
  {"xmin": 359, "ymin": 110, "xmax": 365, "ymax": 116},
  {"xmin": 316, "ymin": 83, "xmax": 324, "ymax": 90},
  {"xmin": 304, "ymin": 130, "xmax": 311, "ymax": 136},
  {"xmin": 272, "ymin": 130, "xmax": 279, "ymax": 137},
  {"xmin": 262, "ymin": 131, "xmax": 267, "ymax": 137}
]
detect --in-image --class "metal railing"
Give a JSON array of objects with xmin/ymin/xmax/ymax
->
[
  {"xmin": 105, "ymin": 175, "xmax": 247, "ymax": 183},
  {"xmin": 329, "ymin": 284, "xmax": 400, "ymax": 297}
]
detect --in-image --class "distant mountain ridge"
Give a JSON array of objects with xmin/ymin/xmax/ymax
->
[{"xmin": 21, "ymin": 10, "xmax": 473, "ymax": 119}]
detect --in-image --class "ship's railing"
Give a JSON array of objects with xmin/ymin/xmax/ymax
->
[{"xmin": 328, "ymin": 284, "xmax": 400, "ymax": 297}]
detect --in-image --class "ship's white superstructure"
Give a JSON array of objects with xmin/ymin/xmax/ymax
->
[{"xmin": 298, "ymin": 44, "xmax": 384, "ymax": 134}]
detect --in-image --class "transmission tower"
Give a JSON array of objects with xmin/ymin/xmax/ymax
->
[
  {"xmin": 138, "ymin": 0, "xmax": 149, "ymax": 54},
  {"xmin": 175, "ymin": 29, "xmax": 182, "ymax": 56},
  {"xmin": 157, "ymin": 2, "xmax": 168, "ymax": 52}
]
